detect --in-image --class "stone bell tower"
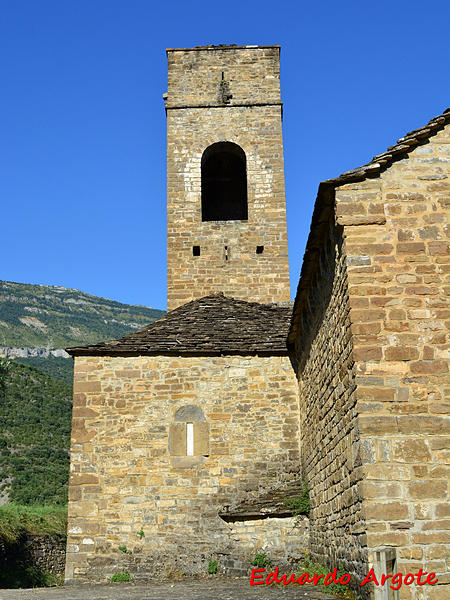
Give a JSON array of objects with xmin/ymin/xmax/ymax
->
[{"xmin": 165, "ymin": 44, "xmax": 290, "ymax": 310}]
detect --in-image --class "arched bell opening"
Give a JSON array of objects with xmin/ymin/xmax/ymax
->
[{"xmin": 201, "ymin": 142, "xmax": 248, "ymax": 221}]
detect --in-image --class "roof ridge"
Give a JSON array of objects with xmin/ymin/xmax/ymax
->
[
  {"xmin": 324, "ymin": 107, "xmax": 450, "ymax": 186},
  {"xmin": 289, "ymin": 107, "xmax": 450, "ymax": 353}
]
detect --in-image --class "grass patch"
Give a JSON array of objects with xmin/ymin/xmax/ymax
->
[
  {"xmin": 296, "ymin": 553, "xmax": 356, "ymax": 599},
  {"xmin": 0, "ymin": 504, "xmax": 67, "ymax": 544},
  {"xmin": 110, "ymin": 571, "xmax": 132, "ymax": 583},
  {"xmin": 283, "ymin": 481, "xmax": 310, "ymax": 516}
]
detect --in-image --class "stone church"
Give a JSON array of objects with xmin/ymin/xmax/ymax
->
[{"xmin": 65, "ymin": 45, "xmax": 449, "ymax": 600}]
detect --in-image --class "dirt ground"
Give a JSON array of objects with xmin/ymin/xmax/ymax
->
[{"xmin": 0, "ymin": 577, "xmax": 335, "ymax": 600}]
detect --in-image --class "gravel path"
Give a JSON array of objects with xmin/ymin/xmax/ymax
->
[{"xmin": 0, "ymin": 577, "xmax": 335, "ymax": 600}]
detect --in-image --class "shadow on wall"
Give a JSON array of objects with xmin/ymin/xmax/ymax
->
[
  {"xmin": 0, "ymin": 535, "xmax": 66, "ymax": 588},
  {"xmin": 290, "ymin": 221, "xmax": 342, "ymax": 371}
]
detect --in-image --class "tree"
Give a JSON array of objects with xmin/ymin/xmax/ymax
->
[{"xmin": 0, "ymin": 358, "xmax": 10, "ymax": 396}]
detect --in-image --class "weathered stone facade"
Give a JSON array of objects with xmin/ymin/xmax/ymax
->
[
  {"xmin": 289, "ymin": 221, "xmax": 368, "ymax": 584},
  {"xmin": 343, "ymin": 123, "xmax": 449, "ymax": 600},
  {"xmin": 65, "ymin": 354, "xmax": 300, "ymax": 581},
  {"xmin": 226, "ymin": 515, "xmax": 309, "ymax": 573},
  {"xmin": 290, "ymin": 114, "xmax": 450, "ymax": 599},
  {"xmin": 166, "ymin": 46, "xmax": 290, "ymax": 310},
  {"xmin": 65, "ymin": 43, "xmax": 449, "ymax": 599}
]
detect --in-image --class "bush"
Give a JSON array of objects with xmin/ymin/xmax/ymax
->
[
  {"xmin": 110, "ymin": 571, "xmax": 132, "ymax": 583},
  {"xmin": 252, "ymin": 552, "xmax": 272, "ymax": 568},
  {"xmin": 283, "ymin": 481, "xmax": 310, "ymax": 516},
  {"xmin": 208, "ymin": 558, "xmax": 218, "ymax": 574}
]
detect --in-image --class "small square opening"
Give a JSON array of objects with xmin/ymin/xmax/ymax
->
[
  {"xmin": 193, "ymin": 246, "xmax": 200, "ymax": 256},
  {"xmin": 256, "ymin": 246, "xmax": 264, "ymax": 254}
]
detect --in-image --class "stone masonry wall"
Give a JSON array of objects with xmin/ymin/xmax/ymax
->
[
  {"xmin": 335, "ymin": 123, "xmax": 450, "ymax": 600},
  {"xmin": 0, "ymin": 534, "xmax": 66, "ymax": 580},
  {"xmin": 166, "ymin": 46, "xmax": 281, "ymax": 107},
  {"xmin": 292, "ymin": 222, "xmax": 368, "ymax": 587},
  {"xmin": 23, "ymin": 535, "xmax": 66, "ymax": 577},
  {"xmin": 65, "ymin": 354, "xmax": 300, "ymax": 582},
  {"xmin": 224, "ymin": 515, "xmax": 309, "ymax": 574},
  {"xmin": 166, "ymin": 46, "xmax": 290, "ymax": 310}
]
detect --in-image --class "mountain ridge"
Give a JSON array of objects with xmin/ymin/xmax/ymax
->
[
  {"xmin": 0, "ymin": 280, "xmax": 165, "ymax": 504},
  {"xmin": 0, "ymin": 279, "xmax": 165, "ymax": 350}
]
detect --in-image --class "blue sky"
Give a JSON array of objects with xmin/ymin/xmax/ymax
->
[{"xmin": 2, "ymin": 0, "xmax": 449, "ymax": 310}]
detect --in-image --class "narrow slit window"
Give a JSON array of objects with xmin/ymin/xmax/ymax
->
[
  {"xmin": 256, "ymin": 245, "xmax": 264, "ymax": 254},
  {"xmin": 186, "ymin": 423, "xmax": 194, "ymax": 456},
  {"xmin": 170, "ymin": 406, "xmax": 209, "ymax": 458},
  {"xmin": 193, "ymin": 245, "xmax": 200, "ymax": 256}
]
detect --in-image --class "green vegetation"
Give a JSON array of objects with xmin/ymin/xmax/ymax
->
[
  {"xmin": 15, "ymin": 356, "xmax": 73, "ymax": 385},
  {"xmin": 138, "ymin": 528, "xmax": 145, "ymax": 539},
  {"xmin": 0, "ymin": 279, "xmax": 164, "ymax": 349},
  {"xmin": 0, "ymin": 361, "xmax": 72, "ymax": 504},
  {"xmin": 0, "ymin": 505, "xmax": 67, "ymax": 588},
  {"xmin": 0, "ymin": 504, "xmax": 67, "ymax": 544},
  {"xmin": 208, "ymin": 558, "xmax": 218, "ymax": 574},
  {"xmin": 296, "ymin": 553, "xmax": 356, "ymax": 599},
  {"xmin": 0, "ymin": 357, "xmax": 10, "ymax": 394},
  {"xmin": 0, "ymin": 280, "xmax": 164, "ymax": 505},
  {"xmin": 0, "ymin": 565, "xmax": 64, "ymax": 589},
  {"xmin": 110, "ymin": 571, "xmax": 132, "ymax": 583},
  {"xmin": 283, "ymin": 481, "xmax": 310, "ymax": 516},
  {"xmin": 118, "ymin": 545, "xmax": 131, "ymax": 554},
  {"xmin": 252, "ymin": 552, "xmax": 272, "ymax": 568}
]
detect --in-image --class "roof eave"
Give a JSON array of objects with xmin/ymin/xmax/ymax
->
[
  {"xmin": 67, "ymin": 348, "xmax": 290, "ymax": 358},
  {"xmin": 287, "ymin": 108, "xmax": 450, "ymax": 351}
]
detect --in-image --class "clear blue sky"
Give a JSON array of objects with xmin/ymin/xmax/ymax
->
[{"xmin": 2, "ymin": 0, "xmax": 449, "ymax": 310}]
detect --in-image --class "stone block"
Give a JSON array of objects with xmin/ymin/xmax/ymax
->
[
  {"xmin": 359, "ymin": 416, "xmax": 398, "ymax": 434},
  {"xmin": 74, "ymin": 381, "xmax": 101, "ymax": 393},
  {"xmin": 410, "ymin": 361, "xmax": 448, "ymax": 374},
  {"xmin": 392, "ymin": 439, "xmax": 431, "ymax": 463},
  {"xmin": 384, "ymin": 346, "xmax": 420, "ymax": 361},
  {"xmin": 365, "ymin": 502, "xmax": 409, "ymax": 520},
  {"xmin": 397, "ymin": 242, "xmax": 426, "ymax": 254},
  {"xmin": 435, "ymin": 504, "xmax": 450, "ymax": 518},
  {"xmin": 69, "ymin": 474, "xmax": 99, "ymax": 486},
  {"xmin": 426, "ymin": 585, "xmax": 450, "ymax": 600},
  {"xmin": 408, "ymin": 481, "xmax": 447, "ymax": 499},
  {"xmin": 399, "ymin": 546, "xmax": 423, "ymax": 560}
]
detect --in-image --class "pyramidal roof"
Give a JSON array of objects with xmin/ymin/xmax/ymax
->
[{"xmin": 67, "ymin": 294, "xmax": 293, "ymax": 357}]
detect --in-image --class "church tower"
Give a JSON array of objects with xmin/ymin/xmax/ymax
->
[{"xmin": 165, "ymin": 45, "xmax": 291, "ymax": 310}]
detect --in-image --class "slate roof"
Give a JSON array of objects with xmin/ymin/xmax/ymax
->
[
  {"xmin": 67, "ymin": 294, "xmax": 293, "ymax": 357},
  {"xmin": 324, "ymin": 107, "xmax": 450, "ymax": 187}
]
